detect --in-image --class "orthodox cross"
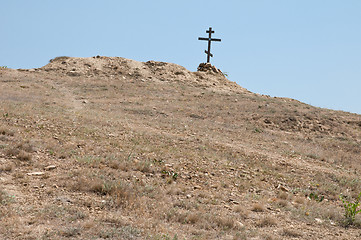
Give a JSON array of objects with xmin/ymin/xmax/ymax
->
[{"xmin": 198, "ymin": 27, "xmax": 221, "ymax": 63}]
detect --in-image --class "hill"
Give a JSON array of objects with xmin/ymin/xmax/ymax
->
[{"xmin": 1, "ymin": 56, "xmax": 361, "ymax": 239}]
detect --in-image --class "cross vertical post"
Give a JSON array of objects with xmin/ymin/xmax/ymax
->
[{"xmin": 198, "ymin": 27, "xmax": 221, "ymax": 63}]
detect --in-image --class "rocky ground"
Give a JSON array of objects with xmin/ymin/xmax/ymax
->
[{"xmin": 0, "ymin": 56, "xmax": 361, "ymax": 239}]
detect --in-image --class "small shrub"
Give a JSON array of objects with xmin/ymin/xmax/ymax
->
[
  {"xmin": 278, "ymin": 192, "xmax": 288, "ymax": 200},
  {"xmin": 161, "ymin": 170, "xmax": 178, "ymax": 180},
  {"xmin": 275, "ymin": 199, "xmax": 288, "ymax": 208},
  {"xmin": 0, "ymin": 190, "xmax": 14, "ymax": 205},
  {"xmin": 0, "ymin": 163, "xmax": 14, "ymax": 172},
  {"xmin": 6, "ymin": 147, "xmax": 19, "ymax": 157},
  {"xmin": 60, "ymin": 227, "xmax": 80, "ymax": 237},
  {"xmin": 90, "ymin": 181, "xmax": 107, "ymax": 195},
  {"xmin": 251, "ymin": 203, "xmax": 265, "ymax": 212},
  {"xmin": 215, "ymin": 216, "xmax": 235, "ymax": 230},
  {"xmin": 256, "ymin": 216, "xmax": 277, "ymax": 227},
  {"xmin": 309, "ymin": 192, "xmax": 324, "ymax": 202},
  {"xmin": 234, "ymin": 205, "xmax": 249, "ymax": 219},
  {"xmin": 186, "ymin": 213, "xmax": 200, "ymax": 224},
  {"xmin": 17, "ymin": 150, "xmax": 32, "ymax": 161},
  {"xmin": 136, "ymin": 160, "xmax": 154, "ymax": 173},
  {"xmin": 108, "ymin": 160, "xmax": 121, "ymax": 169},
  {"xmin": 340, "ymin": 192, "xmax": 361, "ymax": 226},
  {"xmin": 282, "ymin": 228, "xmax": 302, "ymax": 238}
]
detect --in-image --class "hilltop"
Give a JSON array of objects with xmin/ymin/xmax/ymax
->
[{"xmin": 1, "ymin": 57, "xmax": 361, "ymax": 239}]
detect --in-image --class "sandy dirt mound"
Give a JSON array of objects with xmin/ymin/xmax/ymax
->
[{"xmin": 37, "ymin": 56, "xmax": 247, "ymax": 93}]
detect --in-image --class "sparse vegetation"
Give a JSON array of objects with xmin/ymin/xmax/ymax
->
[
  {"xmin": 340, "ymin": 192, "xmax": 361, "ymax": 226},
  {"xmin": 309, "ymin": 192, "xmax": 324, "ymax": 202},
  {"xmin": 17, "ymin": 150, "xmax": 32, "ymax": 161},
  {"xmin": 251, "ymin": 203, "xmax": 265, "ymax": 212},
  {"xmin": 0, "ymin": 56, "xmax": 360, "ymax": 239},
  {"xmin": 256, "ymin": 216, "xmax": 277, "ymax": 227},
  {"xmin": 282, "ymin": 228, "xmax": 303, "ymax": 238}
]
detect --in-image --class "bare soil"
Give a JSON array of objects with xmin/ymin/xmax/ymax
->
[{"xmin": 1, "ymin": 56, "xmax": 361, "ymax": 239}]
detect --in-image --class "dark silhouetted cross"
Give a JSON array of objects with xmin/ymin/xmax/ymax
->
[{"xmin": 198, "ymin": 27, "xmax": 221, "ymax": 63}]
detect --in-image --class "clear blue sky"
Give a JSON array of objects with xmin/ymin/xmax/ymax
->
[{"xmin": 1, "ymin": 1, "xmax": 360, "ymax": 114}]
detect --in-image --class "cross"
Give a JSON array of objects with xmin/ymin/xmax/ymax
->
[{"xmin": 198, "ymin": 27, "xmax": 221, "ymax": 63}]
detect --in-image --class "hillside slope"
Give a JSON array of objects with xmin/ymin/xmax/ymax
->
[{"xmin": 1, "ymin": 57, "xmax": 361, "ymax": 239}]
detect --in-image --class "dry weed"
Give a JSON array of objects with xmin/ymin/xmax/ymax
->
[
  {"xmin": 108, "ymin": 160, "xmax": 121, "ymax": 169},
  {"xmin": 186, "ymin": 213, "xmax": 200, "ymax": 224},
  {"xmin": 275, "ymin": 199, "xmax": 289, "ymax": 208},
  {"xmin": 6, "ymin": 147, "xmax": 19, "ymax": 157},
  {"xmin": 215, "ymin": 216, "xmax": 235, "ymax": 230},
  {"xmin": 0, "ymin": 163, "xmax": 14, "ymax": 172},
  {"xmin": 251, "ymin": 203, "xmax": 265, "ymax": 212},
  {"xmin": 256, "ymin": 216, "xmax": 277, "ymax": 227},
  {"xmin": 261, "ymin": 234, "xmax": 275, "ymax": 240},
  {"xmin": 278, "ymin": 192, "xmax": 289, "ymax": 200},
  {"xmin": 60, "ymin": 227, "xmax": 80, "ymax": 237},
  {"xmin": 234, "ymin": 205, "xmax": 249, "ymax": 219},
  {"xmin": 135, "ymin": 160, "xmax": 154, "ymax": 173},
  {"xmin": 0, "ymin": 127, "xmax": 14, "ymax": 136},
  {"xmin": 0, "ymin": 190, "xmax": 6, "ymax": 204},
  {"xmin": 167, "ymin": 187, "xmax": 182, "ymax": 195},
  {"xmin": 13, "ymin": 172, "xmax": 24, "ymax": 179},
  {"xmin": 82, "ymin": 220, "xmax": 97, "ymax": 230},
  {"xmin": 17, "ymin": 150, "xmax": 32, "ymax": 161},
  {"xmin": 282, "ymin": 228, "xmax": 303, "ymax": 237}
]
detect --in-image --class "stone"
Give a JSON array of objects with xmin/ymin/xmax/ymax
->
[
  {"xmin": 315, "ymin": 218, "xmax": 323, "ymax": 224},
  {"xmin": 27, "ymin": 172, "xmax": 45, "ymax": 176},
  {"xmin": 236, "ymin": 221, "xmax": 244, "ymax": 228},
  {"xmin": 197, "ymin": 63, "xmax": 223, "ymax": 74},
  {"xmin": 276, "ymin": 184, "xmax": 289, "ymax": 192},
  {"xmin": 44, "ymin": 165, "xmax": 56, "ymax": 171}
]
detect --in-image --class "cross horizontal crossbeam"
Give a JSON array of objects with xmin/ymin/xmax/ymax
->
[{"xmin": 198, "ymin": 37, "xmax": 221, "ymax": 42}]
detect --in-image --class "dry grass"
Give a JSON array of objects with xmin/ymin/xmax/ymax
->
[
  {"xmin": 275, "ymin": 199, "xmax": 289, "ymax": 208},
  {"xmin": 0, "ymin": 126, "xmax": 15, "ymax": 136},
  {"xmin": 256, "ymin": 216, "xmax": 277, "ymax": 227},
  {"xmin": 251, "ymin": 203, "xmax": 265, "ymax": 212},
  {"xmin": 278, "ymin": 192, "xmax": 289, "ymax": 200},
  {"xmin": 71, "ymin": 176, "xmax": 132, "ymax": 206},
  {"xmin": 135, "ymin": 160, "xmax": 154, "ymax": 173},
  {"xmin": 215, "ymin": 216, "xmax": 236, "ymax": 230},
  {"xmin": 282, "ymin": 228, "xmax": 303, "ymax": 238},
  {"xmin": 293, "ymin": 196, "xmax": 305, "ymax": 205},
  {"xmin": 0, "ymin": 56, "xmax": 360, "ymax": 239},
  {"xmin": 186, "ymin": 213, "xmax": 200, "ymax": 224},
  {"xmin": 0, "ymin": 190, "xmax": 6, "ymax": 204},
  {"xmin": 0, "ymin": 163, "xmax": 14, "ymax": 172},
  {"xmin": 17, "ymin": 150, "xmax": 32, "ymax": 161}
]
